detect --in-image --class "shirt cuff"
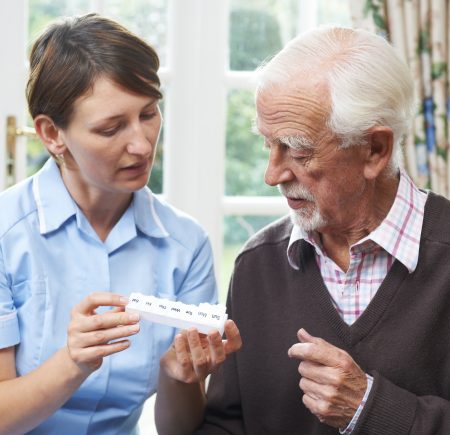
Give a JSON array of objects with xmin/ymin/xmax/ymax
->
[
  {"xmin": 0, "ymin": 312, "xmax": 20, "ymax": 348},
  {"xmin": 339, "ymin": 374, "xmax": 373, "ymax": 434}
]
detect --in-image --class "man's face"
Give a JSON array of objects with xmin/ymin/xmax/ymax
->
[{"xmin": 256, "ymin": 81, "xmax": 368, "ymax": 234}]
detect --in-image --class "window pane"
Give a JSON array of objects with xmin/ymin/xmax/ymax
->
[
  {"xmin": 28, "ymin": 0, "xmax": 168, "ymax": 64},
  {"xmin": 26, "ymin": 115, "xmax": 47, "ymax": 177},
  {"xmin": 98, "ymin": 0, "xmax": 168, "ymax": 66},
  {"xmin": 147, "ymin": 91, "xmax": 165, "ymax": 194},
  {"xmin": 229, "ymin": 0, "xmax": 294, "ymax": 71},
  {"xmin": 229, "ymin": 0, "xmax": 351, "ymax": 71},
  {"xmin": 317, "ymin": 0, "xmax": 350, "ymax": 26},
  {"xmin": 225, "ymin": 89, "xmax": 278, "ymax": 196},
  {"xmin": 221, "ymin": 214, "xmax": 283, "ymax": 300},
  {"xmin": 28, "ymin": 0, "xmax": 90, "ymax": 43}
]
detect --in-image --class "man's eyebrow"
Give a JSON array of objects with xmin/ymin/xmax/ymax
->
[
  {"xmin": 250, "ymin": 119, "xmax": 314, "ymax": 151},
  {"xmin": 277, "ymin": 135, "xmax": 314, "ymax": 151}
]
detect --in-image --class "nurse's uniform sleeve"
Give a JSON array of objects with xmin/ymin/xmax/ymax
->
[
  {"xmin": 177, "ymin": 235, "xmax": 218, "ymax": 306},
  {"xmin": 0, "ymin": 244, "xmax": 20, "ymax": 349}
]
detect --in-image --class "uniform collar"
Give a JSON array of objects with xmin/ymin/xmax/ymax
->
[
  {"xmin": 33, "ymin": 158, "xmax": 169, "ymax": 239},
  {"xmin": 133, "ymin": 187, "xmax": 169, "ymax": 238},
  {"xmin": 32, "ymin": 158, "xmax": 77, "ymax": 235}
]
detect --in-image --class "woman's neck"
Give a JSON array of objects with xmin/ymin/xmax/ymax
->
[{"xmin": 60, "ymin": 168, "xmax": 133, "ymax": 242}]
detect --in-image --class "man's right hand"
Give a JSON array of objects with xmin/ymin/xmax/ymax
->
[{"xmin": 160, "ymin": 319, "xmax": 242, "ymax": 384}]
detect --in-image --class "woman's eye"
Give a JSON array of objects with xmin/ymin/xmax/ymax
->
[
  {"xmin": 140, "ymin": 112, "xmax": 156, "ymax": 120},
  {"xmin": 98, "ymin": 125, "xmax": 121, "ymax": 137}
]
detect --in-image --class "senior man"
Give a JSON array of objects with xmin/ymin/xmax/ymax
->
[{"xmin": 193, "ymin": 26, "xmax": 450, "ymax": 434}]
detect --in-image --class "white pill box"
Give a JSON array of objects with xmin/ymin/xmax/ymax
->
[{"xmin": 126, "ymin": 292, "xmax": 228, "ymax": 335}]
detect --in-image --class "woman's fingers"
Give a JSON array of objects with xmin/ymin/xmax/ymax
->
[
  {"xmin": 74, "ymin": 292, "xmax": 128, "ymax": 315},
  {"xmin": 67, "ymin": 293, "xmax": 135, "ymax": 374},
  {"xmin": 69, "ymin": 323, "xmax": 140, "ymax": 348},
  {"xmin": 69, "ymin": 340, "xmax": 131, "ymax": 366},
  {"xmin": 72, "ymin": 311, "xmax": 139, "ymax": 333}
]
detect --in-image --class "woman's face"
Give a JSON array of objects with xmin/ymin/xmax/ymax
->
[{"xmin": 58, "ymin": 76, "xmax": 162, "ymax": 196}]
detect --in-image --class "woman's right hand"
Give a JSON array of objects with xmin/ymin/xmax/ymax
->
[{"xmin": 67, "ymin": 292, "xmax": 140, "ymax": 376}]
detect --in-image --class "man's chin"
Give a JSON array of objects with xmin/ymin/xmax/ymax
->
[{"xmin": 289, "ymin": 209, "xmax": 327, "ymax": 232}]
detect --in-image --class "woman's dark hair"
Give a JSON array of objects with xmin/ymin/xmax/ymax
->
[{"xmin": 27, "ymin": 13, "xmax": 163, "ymax": 128}]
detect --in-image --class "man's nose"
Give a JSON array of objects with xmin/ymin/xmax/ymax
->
[{"xmin": 264, "ymin": 146, "xmax": 294, "ymax": 186}]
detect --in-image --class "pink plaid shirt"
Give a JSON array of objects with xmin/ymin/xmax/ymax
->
[
  {"xmin": 287, "ymin": 170, "xmax": 427, "ymax": 325},
  {"xmin": 286, "ymin": 170, "xmax": 427, "ymax": 432}
]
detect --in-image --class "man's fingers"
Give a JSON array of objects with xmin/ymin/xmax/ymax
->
[
  {"xmin": 207, "ymin": 331, "xmax": 226, "ymax": 367},
  {"xmin": 299, "ymin": 375, "xmax": 331, "ymax": 400},
  {"xmin": 297, "ymin": 328, "xmax": 319, "ymax": 344},
  {"xmin": 288, "ymin": 329, "xmax": 341, "ymax": 366},
  {"xmin": 288, "ymin": 342, "xmax": 336, "ymax": 365},
  {"xmin": 174, "ymin": 333, "xmax": 195, "ymax": 377},
  {"xmin": 165, "ymin": 321, "xmax": 241, "ymax": 384},
  {"xmin": 223, "ymin": 320, "xmax": 242, "ymax": 355},
  {"xmin": 75, "ymin": 292, "xmax": 128, "ymax": 315},
  {"xmin": 187, "ymin": 329, "xmax": 209, "ymax": 379},
  {"xmin": 297, "ymin": 360, "xmax": 341, "ymax": 385}
]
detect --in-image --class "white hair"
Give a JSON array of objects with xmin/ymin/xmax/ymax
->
[{"xmin": 256, "ymin": 26, "xmax": 415, "ymax": 172}]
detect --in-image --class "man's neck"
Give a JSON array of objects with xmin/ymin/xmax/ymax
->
[{"xmin": 319, "ymin": 173, "xmax": 400, "ymax": 272}]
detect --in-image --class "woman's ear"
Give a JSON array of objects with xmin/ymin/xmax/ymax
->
[
  {"xmin": 34, "ymin": 115, "xmax": 66, "ymax": 156},
  {"xmin": 363, "ymin": 126, "xmax": 394, "ymax": 180}
]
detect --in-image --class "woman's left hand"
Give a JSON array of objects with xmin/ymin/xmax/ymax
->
[{"xmin": 160, "ymin": 319, "xmax": 242, "ymax": 384}]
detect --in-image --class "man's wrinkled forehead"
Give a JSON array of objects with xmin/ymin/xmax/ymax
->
[{"xmin": 255, "ymin": 94, "xmax": 328, "ymax": 141}]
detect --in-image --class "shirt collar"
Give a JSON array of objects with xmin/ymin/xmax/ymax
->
[
  {"xmin": 32, "ymin": 158, "xmax": 77, "ymax": 235},
  {"xmin": 367, "ymin": 170, "xmax": 426, "ymax": 272},
  {"xmin": 287, "ymin": 170, "xmax": 427, "ymax": 273},
  {"xmin": 33, "ymin": 158, "xmax": 169, "ymax": 239},
  {"xmin": 133, "ymin": 187, "xmax": 169, "ymax": 238}
]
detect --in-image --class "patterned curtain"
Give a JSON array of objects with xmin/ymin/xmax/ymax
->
[{"xmin": 349, "ymin": 0, "xmax": 449, "ymax": 196}]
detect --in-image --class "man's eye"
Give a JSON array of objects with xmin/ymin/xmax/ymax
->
[{"xmin": 291, "ymin": 154, "xmax": 310, "ymax": 162}]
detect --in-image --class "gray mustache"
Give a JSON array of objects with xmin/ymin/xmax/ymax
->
[{"xmin": 278, "ymin": 183, "xmax": 315, "ymax": 201}]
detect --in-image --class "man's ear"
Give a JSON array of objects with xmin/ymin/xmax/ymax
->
[
  {"xmin": 363, "ymin": 126, "xmax": 394, "ymax": 180},
  {"xmin": 34, "ymin": 115, "xmax": 66, "ymax": 156}
]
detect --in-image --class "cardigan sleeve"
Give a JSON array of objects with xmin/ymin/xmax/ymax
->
[{"xmin": 353, "ymin": 371, "xmax": 450, "ymax": 434}]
